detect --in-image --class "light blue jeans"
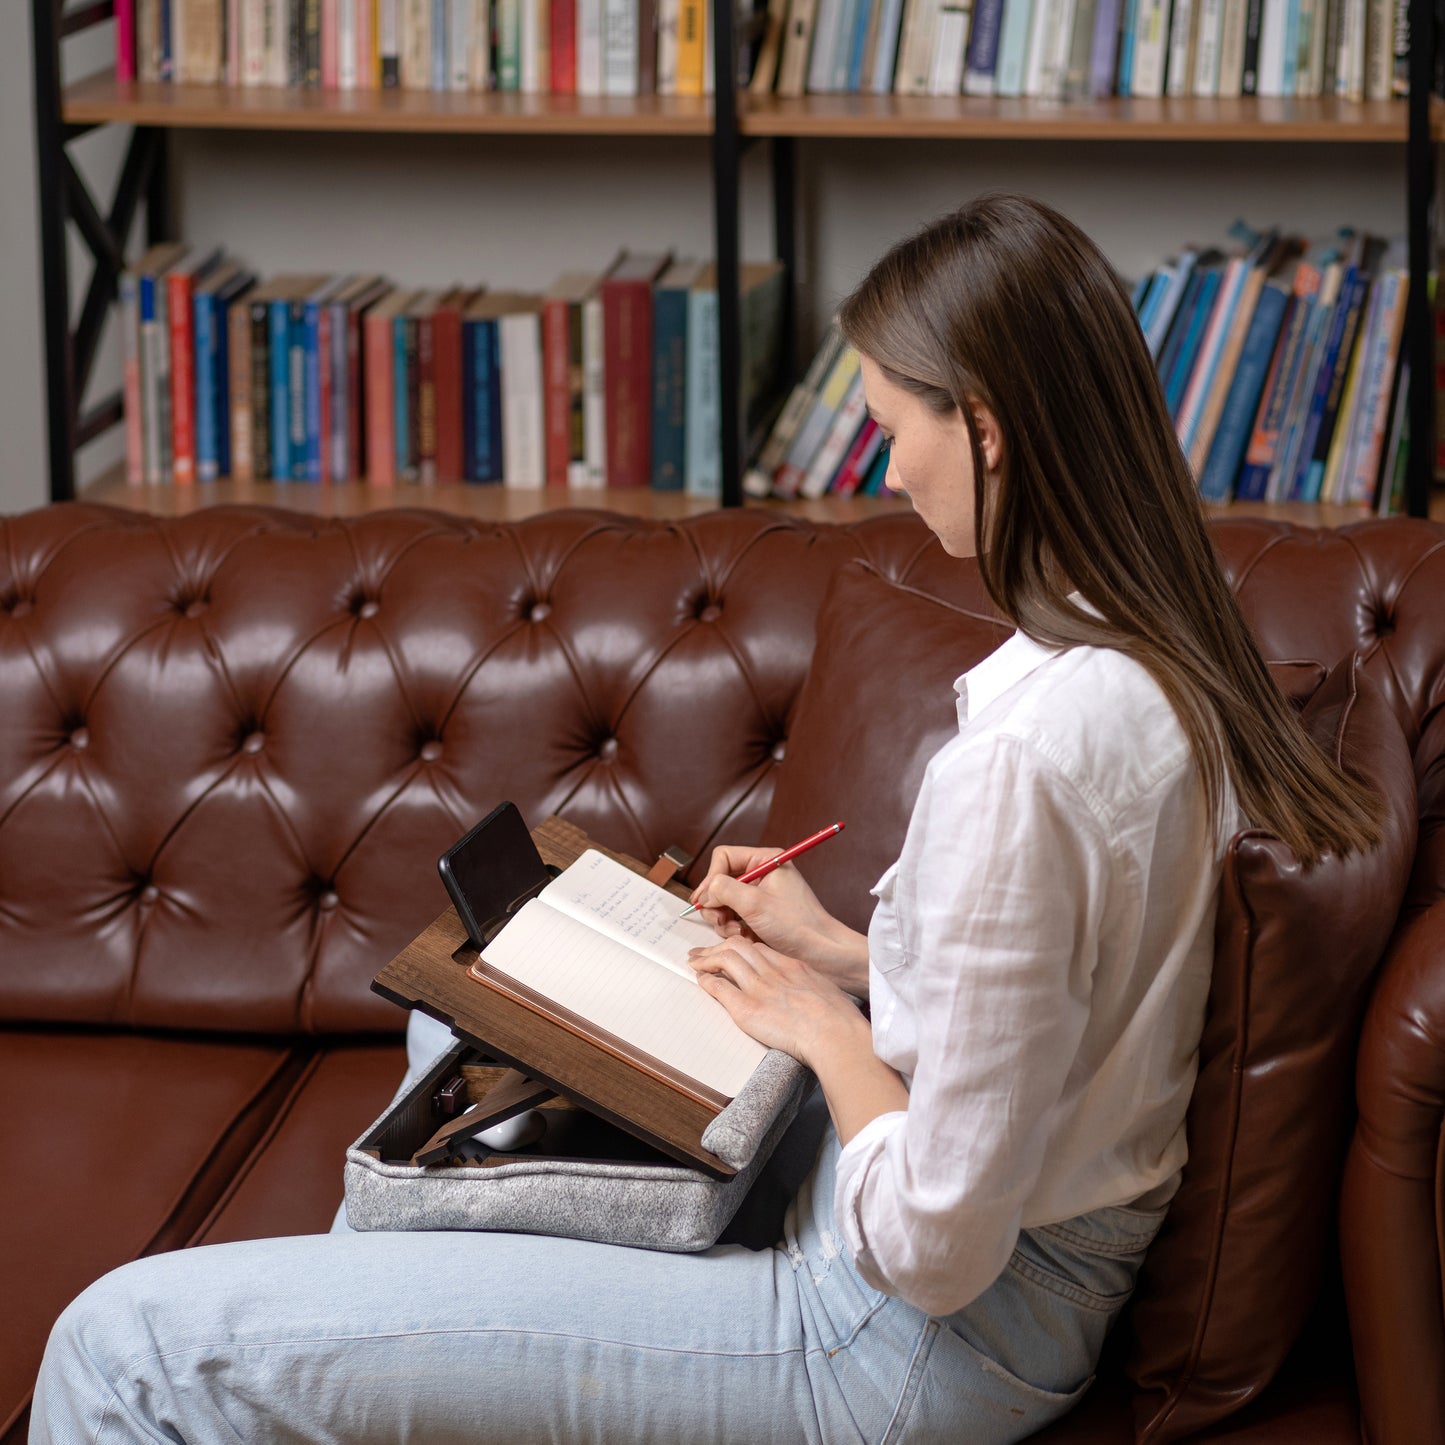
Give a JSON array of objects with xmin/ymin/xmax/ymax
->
[{"xmin": 31, "ymin": 1014, "xmax": 1167, "ymax": 1444}]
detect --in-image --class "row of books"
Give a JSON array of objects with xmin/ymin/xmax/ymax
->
[
  {"xmin": 742, "ymin": 331, "xmax": 890, "ymax": 499},
  {"xmin": 118, "ymin": 243, "xmax": 784, "ymax": 490},
  {"xmin": 746, "ymin": 0, "xmax": 1408, "ymax": 100},
  {"xmin": 116, "ymin": 0, "xmax": 720, "ymax": 97},
  {"xmin": 1137, "ymin": 224, "xmax": 1409, "ymax": 510},
  {"xmin": 741, "ymin": 221, "xmax": 1412, "ymax": 512}
]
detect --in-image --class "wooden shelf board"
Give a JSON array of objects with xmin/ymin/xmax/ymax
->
[
  {"xmin": 60, "ymin": 74, "xmax": 1410, "ymax": 142},
  {"xmin": 76, "ymin": 469, "xmax": 1420, "ymax": 528},
  {"xmin": 62, "ymin": 73, "xmax": 714, "ymax": 136},
  {"xmin": 740, "ymin": 93, "xmax": 1409, "ymax": 141}
]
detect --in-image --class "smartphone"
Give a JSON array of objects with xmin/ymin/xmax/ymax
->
[{"xmin": 437, "ymin": 802, "xmax": 554, "ymax": 947}]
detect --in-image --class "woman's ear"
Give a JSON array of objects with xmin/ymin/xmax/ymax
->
[{"xmin": 971, "ymin": 402, "xmax": 1004, "ymax": 477}]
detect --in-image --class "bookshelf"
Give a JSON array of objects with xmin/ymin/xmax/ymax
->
[{"xmin": 31, "ymin": 0, "xmax": 1438, "ymax": 524}]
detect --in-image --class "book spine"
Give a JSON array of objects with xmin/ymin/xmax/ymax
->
[
  {"xmin": 1199, "ymin": 282, "xmax": 1290, "ymax": 502},
  {"xmin": 831, "ymin": 416, "xmax": 883, "ymax": 495},
  {"xmin": 339, "ymin": 0, "xmax": 359, "ymax": 86},
  {"xmin": 301, "ymin": 299, "xmax": 324, "ymax": 482},
  {"xmin": 448, "ymin": 0, "xmax": 471, "ymax": 86},
  {"xmin": 1236, "ymin": 284, "xmax": 1315, "ymax": 499},
  {"xmin": 1323, "ymin": 279, "xmax": 1383, "ymax": 501},
  {"xmin": 799, "ymin": 371, "xmax": 868, "ymax": 497},
  {"xmin": 319, "ymin": 301, "xmax": 335, "ymax": 480},
  {"xmin": 581, "ymin": 294, "xmax": 607, "ymax": 484},
  {"xmin": 1165, "ymin": 271, "xmax": 1221, "ymax": 416},
  {"xmin": 392, "ymin": 313, "xmax": 410, "ymax": 478},
  {"xmin": 329, "ymin": 299, "xmax": 348, "ymax": 480},
  {"xmin": 1086, "ymin": 0, "xmax": 1122, "ymax": 93},
  {"xmin": 552, "ymin": 0, "xmax": 578, "ymax": 87},
  {"xmin": 1300, "ymin": 267, "xmax": 1371, "ymax": 499},
  {"xmin": 248, "ymin": 296, "xmax": 270, "ymax": 480},
  {"xmin": 168, "ymin": 271, "xmax": 197, "ymax": 484},
  {"xmin": 498, "ymin": 0, "xmax": 522, "ymax": 84},
  {"xmin": 120, "ymin": 273, "xmax": 144, "ymax": 484},
  {"xmin": 406, "ymin": 314, "xmax": 423, "ymax": 478},
  {"xmin": 347, "ymin": 299, "xmax": 367, "ymax": 476},
  {"xmin": 418, "ymin": 309, "xmax": 438, "ymax": 482},
  {"xmin": 603, "ymin": 0, "xmax": 639, "ymax": 92},
  {"xmin": 543, "ymin": 298, "xmax": 574, "ymax": 486},
  {"xmin": 215, "ymin": 288, "xmax": 234, "ymax": 479},
  {"xmin": 365, "ymin": 308, "xmax": 397, "ymax": 483},
  {"xmin": 140, "ymin": 276, "xmax": 162, "ymax": 481},
  {"xmin": 994, "ymin": 0, "xmax": 1033, "ymax": 91},
  {"xmin": 433, "ymin": 0, "xmax": 449, "ymax": 87},
  {"xmin": 117, "ymin": 0, "xmax": 137, "ymax": 79},
  {"xmin": 650, "ymin": 286, "xmax": 689, "ymax": 489},
  {"xmin": 870, "ymin": 0, "xmax": 907, "ymax": 89},
  {"xmin": 268, "ymin": 300, "xmax": 290, "ymax": 480},
  {"xmin": 775, "ymin": 349, "xmax": 861, "ymax": 497},
  {"xmin": 289, "ymin": 299, "xmax": 309, "ymax": 479},
  {"xmin": 1349, "ymin": 273, "xmax": 1408, "ymax": 501},
  {"xmin": 323, "ymin": 0, "xmax": 340, "ymax": 84},
  {"xmin": 473, "ymin": 319, "xmax": 504, "ymax": 482},
  {"xmin": 603, "ymin": 280, "xmax": 654, "ymax": 487},
  {"xmin": 673, "ymin": 0, "xmax": 702, "ymax": 91},
  {"xmin": 434, "ymin": 304, "xmax": 465, "ymax": 482},
  {"xmin": 501, "ymin": 312, "xmax": 544, "ymax": 487},
  {"xmin": 230, "ymin": 296, "xmax": 254, "ymax": 481},
  {"xmin": 380, "ymin": 0, "xmax": 402, "ymax": 81},
  {"xmin": 193, "ymin": 289, "xmax": 218, "ymax": 483},
  {"xmin": 577, "ymin": 0, "xmax": 605, "ymax": 89},
  {"xmin": 684, "ymin": 285, "xmax": 720, "ymax": 496}
]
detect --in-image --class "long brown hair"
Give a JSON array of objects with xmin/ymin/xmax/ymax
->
[{"xmin": 838, "ymin": 192, "xmax": 1383, "ymax": 863}]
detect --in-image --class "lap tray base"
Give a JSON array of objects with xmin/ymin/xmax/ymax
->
[{"xmin": 344, "ymin": 1040, "xmax": 807, "ymax": 1253}]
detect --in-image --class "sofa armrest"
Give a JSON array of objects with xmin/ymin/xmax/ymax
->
[{"xmin": 1339, "ymin": 899, "xmax": 1445, "ymax": 1445}]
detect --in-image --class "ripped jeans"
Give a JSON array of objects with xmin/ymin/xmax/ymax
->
[{"xmin": 32, "ymin": 1018, "xmax": 1165, "ymax": 1444}]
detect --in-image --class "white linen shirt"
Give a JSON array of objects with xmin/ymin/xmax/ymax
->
[{"xmin": 834, "ymin": 627, "xmax": 1243, "ymax": 1318}]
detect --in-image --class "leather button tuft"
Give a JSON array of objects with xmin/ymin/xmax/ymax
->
[
  {"xmin": 8, "ymin": 599, "xmax": 33, "ymax": 618},
  {"xmin": 1374, "ymin": 612, "xmax": 1396, "ymax": 637},
  {"xmin": 529, "ymin": 601, "xmax": 552, "ymax": 622},
  {"xmin": 70, "ymin": 727, "xmax": 90, "ymax": 750},
  {"xmin": 354, "ymin": 598, "xmax": 380, "ymax": 619},
  {"xmin": 698, "ymin": 602, "xmax": 723, "ymax": 623},
  {"xmin": 242, "ymin": 731, "xmax": 265, "ymax": 754},
  {"xmin": 771, "ymin": 739, "xmax": 787, "ymax": 763},
  {"xmin": 138, "ymin": 884, "xmax": 160, "ymax": 906},
  {"xmin": 420, "ymin": 740, "xmax": 444, "ymax": 763},
  {"xmin": 598, "ymin": 737, "xmax": 619, "ymax": 762},
  {"xmin": 184, "ymin": 599, "xmax": 208, "ymax": 619},
  {"xmin": 318, "ymin": 890, "xmax": 340, "ymax": 911}
]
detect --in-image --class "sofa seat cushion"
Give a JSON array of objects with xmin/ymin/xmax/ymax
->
[
  {"xmin": 190, "ymin": 1040, "xmax": 407, "ymax": 1246},
  {"xmin": 0, "ymin": 1029, "xmax": 304, "ymax": 1437}
]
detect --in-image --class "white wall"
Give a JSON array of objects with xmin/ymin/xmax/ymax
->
[
  {"xmin": 0, "ymin": 3, "xmax": 47, "ymax": 515},
  {"xmin": 0, "ymin": 8, "xmax": 1410, "ymax": 518}
]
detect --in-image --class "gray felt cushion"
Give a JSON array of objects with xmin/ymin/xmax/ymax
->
[{"xmin": 344, "ymin": 1044, "xmax": 811, "ymax": 1252}]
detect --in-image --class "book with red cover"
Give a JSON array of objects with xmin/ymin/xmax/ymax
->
[
  {"xmin": 336, "ymin": 276, "xmax": 391, "ymax": 479},
  {"xmin": 602, "ymin": 252, "xmax": 670, "ymax": 488},
  {"xmin": 363, "ymin": 289, "xmax": 411, "ymax": 484},
  {"xmin": 167, "ymin": 248, "xmax": 223, "ymax": 483},
  {"xmin": 434, "ymin": 286, "xmax": 482, "ymax": 483},
  {"xmin": 551, "ymin": 0, "xmax": 578, "ymax": 91},
  {"xmin": 410, "ymin": 291, "xmax": 445, "ymax": 483}
]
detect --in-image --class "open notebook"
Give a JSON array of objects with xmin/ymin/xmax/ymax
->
[{"xmin": 469, "ymin": 849, "xmax": 768, "ymax": 1100}]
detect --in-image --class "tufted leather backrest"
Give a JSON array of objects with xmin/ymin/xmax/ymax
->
[{"xmin": 2, "ymin": 504, "xmax": 1443, "ymax": 1036}]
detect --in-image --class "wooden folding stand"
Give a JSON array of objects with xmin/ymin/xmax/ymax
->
[{"xmin": 372, "ymin": 817, "xmax": 739, "ymax": 1180}]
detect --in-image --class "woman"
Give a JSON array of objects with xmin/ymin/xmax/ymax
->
[{"xmin": 31, "ymin": 194, "xmax": 1382, "ymax": 1444}]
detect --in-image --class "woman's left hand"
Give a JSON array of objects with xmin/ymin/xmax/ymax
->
[{"xmin": 688, "ymin": 937, "xmax": 869, "ymax": 1067}]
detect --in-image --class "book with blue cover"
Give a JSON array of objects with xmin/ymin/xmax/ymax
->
[
  {"xmin": 651, "ymin": 260, "xmax": 705, "ymax": 490},
  {"xmin": 1198, "ymin": 278, "xmax": 1292, "ymax": 502}
]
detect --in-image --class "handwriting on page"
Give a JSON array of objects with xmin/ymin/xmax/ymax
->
[
  {"xmin": 484, "ymin": 904, "xmax": 765, "ymax": 1099},
  {"xmin": 545, "ymin": 851, "xmax": 718, "ymax": 977}
]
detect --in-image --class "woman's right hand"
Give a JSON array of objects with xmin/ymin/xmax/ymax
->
[{"xmin": 688, "ymin": 845, "xmax": 871, "ymax": 998}]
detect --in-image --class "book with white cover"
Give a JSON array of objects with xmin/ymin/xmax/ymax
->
[
  {"xmin": 500, "ymin": 305, "xmax": 546, "ymax": 487},
  {"xmin": 473, "ymin": 850, "xmax": 768, "ymax": 1100}
]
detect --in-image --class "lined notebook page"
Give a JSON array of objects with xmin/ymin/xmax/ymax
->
[
  {"xmin": 540, "ymin": 850, "xmax": 720, "ymax": 981},
  {"xmin": 481, "ymin": 900, "xmax": 767, "ymax": 1098}
]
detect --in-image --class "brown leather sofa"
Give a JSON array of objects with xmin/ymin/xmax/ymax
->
[{"xmin": 2, "ymin": 502, "xmax": 1441, "ymax": 1444}]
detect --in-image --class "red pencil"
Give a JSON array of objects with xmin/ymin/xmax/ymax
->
[{"xmin": 680, "ymin": 822, "xmax": 845, "ymax": 918}]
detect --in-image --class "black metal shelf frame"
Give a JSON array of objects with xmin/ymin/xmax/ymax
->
[{"xmin": 30, "ymin": 0, "xmax": 1436, "ymax": 515}]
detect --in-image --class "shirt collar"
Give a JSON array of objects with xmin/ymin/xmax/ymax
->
[{"xmin": 955, "ymin": 630, "xmax": 1062, "ymax": 727}]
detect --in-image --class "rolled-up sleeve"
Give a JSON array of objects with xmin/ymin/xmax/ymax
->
[{"xmin": 834, "ymin": 732, "xmax": 1114, "ymax": 1317}]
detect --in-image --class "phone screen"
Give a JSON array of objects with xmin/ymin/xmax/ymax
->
[{"xmin": 438, "ymin": 803, "xmax": 552, "ymax": 945}]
